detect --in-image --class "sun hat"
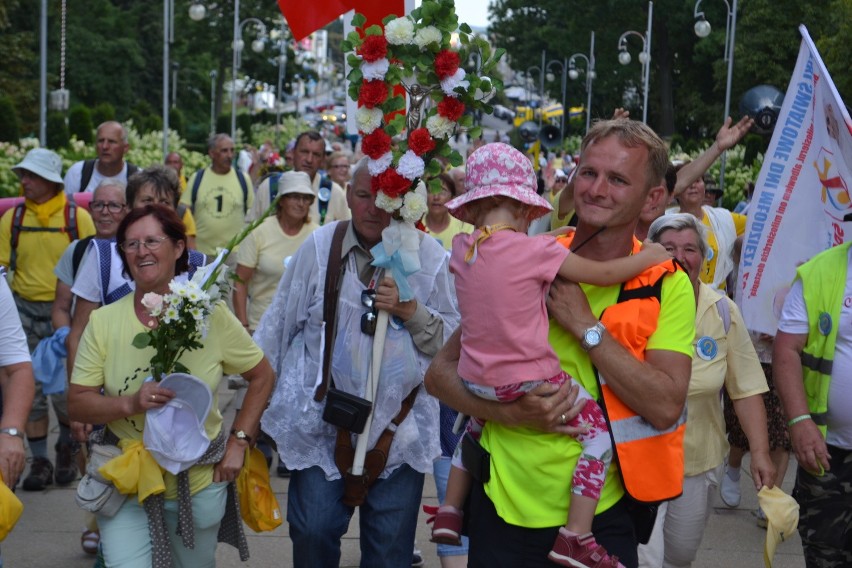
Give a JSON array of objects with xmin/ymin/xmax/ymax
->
[
  {"xmin": 757, "ymin": 486, "xmax": 799, "ymax": 567},
  {"xmin": 143, "ymin": 373, "xmax": 213, "ymax": 475},
  {"xmin": 276, "ymin": 170, "xmax": 315, "ymax": 199},
  {"xmin": 12, "ymin": 148, "xmax": 65, "ymax": 186},
  {"xmin": 445, "ymin": 143, "xmax": 552, "ymax": 225}
]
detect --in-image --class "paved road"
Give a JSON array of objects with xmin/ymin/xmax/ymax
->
[{"xmin": 3, "ymin": 381, "xmax": 805, "ymax": 567}]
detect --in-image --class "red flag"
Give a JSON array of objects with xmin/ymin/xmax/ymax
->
[{"xmin": 278, "ymin": 0, "xmax": 406, "ymax": 41}]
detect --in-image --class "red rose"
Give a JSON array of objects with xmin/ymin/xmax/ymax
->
[
  {"xmin": 437, "ymin": 97, "xmax": 465, "ymax": 122},
  {"xmin": 434, "ymin": 50, "xmax": 460, "ymax": 80},
  {"xmin": 408, "ymin": 128, "xmax": 436, "ymax": 156},
  {"xmin": 361, "ymin": 129, "xmax": 392, "ymax": 159},
  {"xmin": 374, "ymin": 168, "xmax": 411, "ymax": 199},
  {"xmin": 358, "ymin": 35, "xmax": 388, "ymax": 63},
  {"xmin": 359, "ymin": 79, "xmax": 389, "ymax": 108}
]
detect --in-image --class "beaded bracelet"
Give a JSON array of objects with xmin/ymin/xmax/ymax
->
[{"xmin": 787, "ymin": 414, "xmax": 812, "ymax": 427}]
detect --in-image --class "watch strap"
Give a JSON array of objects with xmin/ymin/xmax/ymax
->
[
  {"xmin": 230, "ymin": 429, "xmax": 253, "ymax": 444},
  {"xmin": 0, "ymin": 427, "xmax": 24, "ymax": 439}
]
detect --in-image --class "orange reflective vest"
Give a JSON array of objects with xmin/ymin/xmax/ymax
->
[{"xmin": 596, "ymin": 259, "xmax": 687, "ymax": 503}]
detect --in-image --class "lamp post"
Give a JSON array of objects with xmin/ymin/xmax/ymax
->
[
  {"xmin": 272, "ymin": 25, "xmax": 289, "ymax": 148},
  {"xmin": 568, "ymin": 31, "xmax": 596, "ymax": 134},
  {"xmin": 162, "ymin": 0, "xmax": 174, "ymax": 158},
  {"xmin": 231, "ymin": 0, "xmax": 268, "ymax": 141},
  {"xmin": 693, "ymin": 0, "xmax": 737, "ymax": 191},
  {"xmin": 525, "ymin": 65, "xmax": 542, "ymax": 121},
  {"xmin": 545, "ymin": 58, "xmax": 568, "ymax": 135},
  {"xmin": 617, "ymin": 1, "xmax": 653, "ymax": 124},
  {"xmin": 209, "ymin": 70, "xmax": 218, "ymax": 136}
]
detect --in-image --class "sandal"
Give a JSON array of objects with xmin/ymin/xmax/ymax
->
[{"xmin": 81, "ymin": 529, "xmax": 100, "ymax": 555}]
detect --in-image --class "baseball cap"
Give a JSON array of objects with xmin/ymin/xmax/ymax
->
[
  {"xmin": 143, "ymin": 373, "xmax": 213, "ymax": 475},
  {"xmin": 12, "ymin": 148, "xmax": 65, "ymax": 186},
  {"xmin": 758, "ymin": 486, "xmax": 799, "ymax": 567}
]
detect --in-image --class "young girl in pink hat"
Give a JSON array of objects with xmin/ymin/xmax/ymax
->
[{"xmin": 428, "ymin": 143, "xmax": 670, "ymax": 568}]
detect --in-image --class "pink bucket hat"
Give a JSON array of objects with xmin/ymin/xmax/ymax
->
[{"xmin": 445, "ymin": 143, "xmax": 552, "ymax": 225}]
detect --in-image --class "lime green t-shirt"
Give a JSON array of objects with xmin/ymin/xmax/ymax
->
[
  {"xmin": 71, "ymin": 294, "xmax": 264, "ymax": 498},
  {"xmin": 181, "ymin": 168, "xmax": 253, "ymax": 256},
  {"xmin": 481, "ymin": 268, "xmax": 695, "ymax": 527}
]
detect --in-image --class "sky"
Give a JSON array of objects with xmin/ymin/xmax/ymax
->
[{"xmin": 415, "ymin": 0, "xmax": 490, "ymax": 29}]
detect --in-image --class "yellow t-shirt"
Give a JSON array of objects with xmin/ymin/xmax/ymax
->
[
  {"xmin": 181, "ymin": 168, "xmax": 253, "ymax": 256},
  {"xmin": 0, "ymin": 193, "xmax": 96, "ymax": 301},
  {"xmin": 549, "ymin": 188, "xmax": 575, "ymax": 231},
  {"xmin": 235, "ymin": 217, "xmax": 318, "ymax": 329},
  {"xmin": 71, "ymin": 294, "xmax": 264, "ymax": 498},
  {"xmin": 181, "ymin": 207, "xmax": 197, "ymax": 237},
  {"xmin": 685, "ymin": 283, "xmax": 766, "ymax": 475},
  {"xmin": 425, "ymin": 217, "xmax": 473, "ymax": 252},
  {"xmin": 481, "ymin": 267, "xmax": 695, "ymax": 527},
  {"xmin": 700, "ymin": 211, "xmax": 746, "ymax": 288}
]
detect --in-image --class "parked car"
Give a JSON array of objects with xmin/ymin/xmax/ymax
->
[{"xmin": 492, "ymin": 104, "xmax": 516, "ymax": 121}]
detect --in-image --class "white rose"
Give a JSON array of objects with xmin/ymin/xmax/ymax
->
[
  {"xmin": 384, "ymin": 17, "xmax": 415, "ymax": 45},
  {"xmin": 141, "ymin": 292, "xmax": 164, "ymax": 316},
  {"xmin": 397, "ymin": 150, "xmax": 425, "ymax": 180},
  {"xmin": 414, "ymin": 26, "xmax": 442, "ymax": 50},
  {"xmin": 368, "ymin": 152, "xmax": 393, "ymax": 176},
  {"xmin": 356, "ymin": 106, "xmax": 384, "ymax": 134},
  {"xmin": 361, "ymin": 58, "xmax": 390, "ymax": 81},
  {"xmin": 426, "ymin": 114, "xmax": 456, "ymax": 139},
  {"xmin": 375, "ymin": 191, "xmax": 404, "ymax": 213},
  {"xmin": 440, "ymin": 68, "xmax": 469, "ymax": 98},
  {"xmin": 401, "ymin": 190, "xmax": 427, "ymax": 223}
]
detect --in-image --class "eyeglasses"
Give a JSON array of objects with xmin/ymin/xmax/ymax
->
[
  {"xmin": 361, "ymin": 289, "xmax": 377, "ymax": 336},
  {"xmin": 119, "ymin": 236, "xmax": 171, "ymax": 253},
  {"xmin": 91, "ymin": 201, "xmax": 126, "ymax": 213}
]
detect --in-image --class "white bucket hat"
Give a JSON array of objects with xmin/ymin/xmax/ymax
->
[
  {"xmin": 143, "ymin": 373, "xmax": 213, "ymax": 475},
  {"xmin": 12, "ymin": 148, "xmax": 65, "ymax": 186},
  {"xmin": 276, "ymin": 170, "xmax": 315, "ymax": 199}
]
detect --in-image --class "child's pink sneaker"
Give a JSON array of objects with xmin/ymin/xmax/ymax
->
[
  {"xmin": 547, "ymin": 528, "xmax": 625, "ymax": 568},
  {"xmin": 424, "ymin": 505, "xmax": 463, "ymax": 546}
]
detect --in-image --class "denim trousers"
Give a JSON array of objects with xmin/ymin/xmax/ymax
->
[{"xmin": 287, "ymin": 464, "xmax": 424, "ymax": 568}]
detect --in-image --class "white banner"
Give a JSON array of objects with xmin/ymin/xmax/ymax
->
[{"xmin": 738, "ymin": 25, "xmax": 852, "ymax": 335}]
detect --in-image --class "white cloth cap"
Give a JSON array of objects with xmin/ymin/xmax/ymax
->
[{"xmin": 143, "ymin": 373, "xmax": 213, "ymax": 475}]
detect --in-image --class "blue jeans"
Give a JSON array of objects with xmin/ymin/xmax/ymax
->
[
  {"xmin": 433, "ymin": 456, "xmax": 470, "ymax": 557},
  {"xmin": 288, "ymin": 465, "xmax": 424, "ymax": 568}
]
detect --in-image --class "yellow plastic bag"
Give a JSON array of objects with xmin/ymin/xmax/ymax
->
[
  {"xmin": 236, "ymin": 447, "xmax": 282, "ymax": 532},
  {"xmin": 0, "ymin": 470, "xmax": 23, "ymax": 541}
]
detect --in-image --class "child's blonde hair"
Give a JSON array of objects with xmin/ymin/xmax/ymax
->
[{"xmin": 466, "ymin": 195, "xmax": 539, "ymax": 227}]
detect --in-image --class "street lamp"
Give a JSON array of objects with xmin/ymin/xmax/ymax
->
[
  {"xmin": 231, "ymin": 0, "xmax": 268, "ymax": 141},
  {"xmin": 693, "ymin": 0, "xmax": 737, "ymax": 191},
  {"xmin": 545, "ymin": 58, "xmax": 568, "ymax": 135},
  {"xmin": 568, "ymin": 31, "xmax": 596, "ymax": 134},
  {"xmin": 617, "ymin": 1, "xmax": 653, "ymax": 123},
  {"xmin": 209, "ymin": 70, "xmax": 218, "ymax": 136},
  {"xmin": 525, "ymin": 65, "xmax": 542, "ymax": 119}
]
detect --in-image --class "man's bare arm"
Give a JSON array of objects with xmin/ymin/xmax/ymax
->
[
  {"xmin": 673, "ymin": 116, "xmax": 754, "ymax": 198},
  {"xmin": 424, "ymin": 329, "xmax": 582, "ymax": 433},
  {"xmin": 547, "ymin": 278, "xmax": 691, "ymax": 429}
]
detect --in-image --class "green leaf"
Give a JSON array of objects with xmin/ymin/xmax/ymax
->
[
  {"xmin": 173, "ymin": 361, "xmax": 190, "ymax": 374},
  {"xmin": 347, "ymin": 31, "xmax": 362, "ymax": 44},
  {"xmin": 352, "ymin": 13, "xmax": 366, "ymax": 28},
  {"xmin": 347, "ymin": 54, "xmax": 361, "ymax": 67},
  {"xmin": 132, "ymin": 333, "xmax": 151, "ymax": 349},
  {"xmin": 341, "ymin": 40, "xmax": 353, "ymax": 54},
  {"xmin": 459, "ymin": 23, "xmax": 472, "ymax": 34},
  {"xmin": 459, "ymin": 114, "xmax": 474, "ymax": 128},
  {"xmin": 365, "ymin": 24, "xmax": 383, "ymax": 36},
  {"xmin": 468, "ymin": 126, "xmax": 482, "ymax": 140},
  {"xmin": 449, "ymin": 151, "xmax": 463, "ymax": 167},
  {"xmin": 386, "ymin": 95, "xmax": 406, "ymax": 113},
  {"xmin": 427, "ymin": 175, "xmax": 443, "ymax": 193}
]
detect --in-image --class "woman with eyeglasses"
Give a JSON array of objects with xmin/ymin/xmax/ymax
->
[
  {"xmin": 423, "ymin": 173, "xmax": 473, "ymax": 252},
  {"xmin": 233, "ymin": 171, "xmax": 319, "ymax": 334},
  {"xmin": 68, "ymin": 204, "xmax": 274, "ymax": 567},
  {"xmin": 326, "ymin": 151, "xmax": 352, "ymax": 190}
]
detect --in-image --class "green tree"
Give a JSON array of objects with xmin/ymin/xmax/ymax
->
[
  {"xmin": 92, "ymin": 102, "xmax": 116, "ymax": 126},
  {"xmin": 0, "ymin": 95, "xmax": 21, "ymax": 142},
  {"xmin": 68, "ymin": 105, "xmax": 94, "ymax": 143},
  {"xmin": 47, "ymin": 111, "xmax": 69, "ymax": 149}
]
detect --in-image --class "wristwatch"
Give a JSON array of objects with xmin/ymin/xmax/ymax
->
[
  {"xmin": 230, "ymin": 429, "xmax": 253, "ymax": 444},
  {"xmin": 580, "ymin": 322, "xmax": 606, "ymax": 351},
  {"xmin": 0, "ymin": 427, "xmax": 24, "ymax": 439}
]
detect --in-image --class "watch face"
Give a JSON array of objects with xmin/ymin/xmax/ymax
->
[{"xmin": 586, "ymin": 330, "xmax": 601, "ymax": 344}]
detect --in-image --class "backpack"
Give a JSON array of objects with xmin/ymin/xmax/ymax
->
[
  {"xmin": 10, "ymin": 201, "xmax": 79, "ymax": 272},
  {"xmin": 270, "ymin": 173, "xmax": 332, "ymax": 225},
  {"xmin": 71, "ymin": 235, "xmax": 95, "ymax": 280},
  {"xmin": 189, "ymin": 167, "xmax": 250, "ymax": 215},
  {"xmin": 79, "ymin": 160, "xmax": 138, "ymax": 193}
]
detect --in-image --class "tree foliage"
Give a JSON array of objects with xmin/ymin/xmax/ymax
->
[{"xmin": 488, "ymin": 0, "xmax": 844, "ymax": 140}]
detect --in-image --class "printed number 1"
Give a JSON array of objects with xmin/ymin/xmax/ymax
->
[{"xmin": 215, "ymin": 195, "xmax": 223, "ymax": 212}]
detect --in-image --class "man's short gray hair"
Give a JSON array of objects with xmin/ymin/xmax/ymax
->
[
  {"xmin": 207, "ymin": 133, "xmax": 232, "ymax": 152},
  {"xmin": 647, "ymin": 213, "xmax": 710, "ymax": 259}
]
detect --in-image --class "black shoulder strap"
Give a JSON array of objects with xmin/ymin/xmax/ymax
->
[
  {"xmin": 126, "ymin": 162, "xmax": 138, "ymax": 178},
  {"xmin": 65, "ymin": 200, "xmax": 79, "ymax": 242},
  {"xmin": 320, "ymin": 174, "xmax": 332, "ymax": 190},
  {"xmin": 314, "ymin": 221, "xmax": 351, "ymax": 402},
  {"xmin": 9, "ymin": 204, "xmax": 26, "ymax": 272},
  {"xmin": 71, "ymin": 235, "xmax": 95, "ymax": 279},
  {"xmin": 190, "ymin": 168, "xmax": 206, "ymax": 212},
  {"xmin": 176, "ymin": 203, "xmax": 188, "ymax": 221},
  {"xmin": 269, "ymin": 173, "xmax": 282, "ymax": 204},
  {"xmin": 80, "ymin": 159, "xmax": 96, "ymax": 192},
  {"xmin": 236, "ymin": 169, "xmax": 250, "ymax": 214}
]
